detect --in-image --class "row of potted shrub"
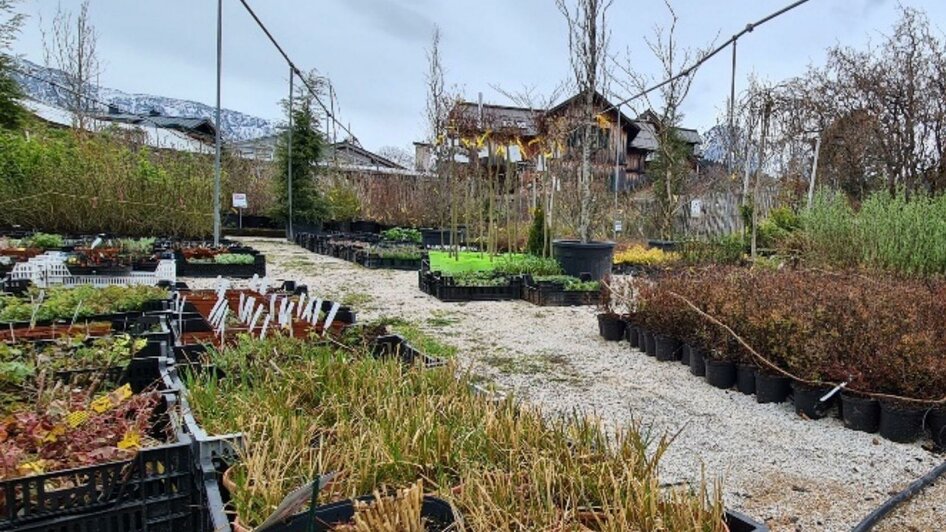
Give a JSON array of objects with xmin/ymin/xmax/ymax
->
[
  {"xmin": 294, "ymin": 231, "xmax": 427, "ymax": 271},
  {"xmin": 598, "ymin": 268, "xmax": 946, "ymax": 446}
]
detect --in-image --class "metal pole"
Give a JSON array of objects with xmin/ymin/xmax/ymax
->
[
  {"xmin": 728, "ymin": 40, "xmax": 737, "ymax": 174},
  {"xmin": 213, "ymin": 0, "xmax": 223, "ymax": 246},
  {"xmin": 613, "ymin": 107, "xmax": 620, "ymax": 240},
  {"xmin": 287, "ymin": 66, "xmax": 294, "ymax": 241},
  {"xmin": 808, "ymin": 133, "xmax": 821, "ymax": 209}
]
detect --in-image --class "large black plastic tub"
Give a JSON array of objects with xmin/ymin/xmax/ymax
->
[{"xmin": 552, "ymin": 239, "xmax": 615, "ymax": 281}]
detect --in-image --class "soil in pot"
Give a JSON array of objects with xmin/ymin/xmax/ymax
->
[
  {"xmin": 736, "ymin": 364, "xmax": 757, "ymax": 395},
  {"xmin": 688, "ymin": 346, "xmax": 706, "ymax": 377},
  {"xmin": 792, "ymin": 382, "xmax": 834, "ymax": 420},
  {"xmin": 928, "ymin": 407, "xmax": 946, "ymax": 449},
  {"xmin": 878, "ymin": 401, "xmax": 926, "ymax": 443},
  {"xmin": 704, "ymin": 356, "xmax": 736, "ymax": 389},
  {"xmin": 755, "ymin": 372, "xmax": 791, "ymax": 404},
  {"xmin": 841, "ymin": 392, "xmax": 880, "ymax": 433},
  {"xmin": 597, "ymin": 313, "xmax": 626, "ymax": 342},
  {"xmin": 654, "ymin": 335, "xmax": 681, "ymax": 362},
  {"xmin": 680, "ymin": 344, "xmax": 691, "ymax": 366},
  {"xmin": 643, "ymin": 331, "xmax": 656, "ymax": 357}
]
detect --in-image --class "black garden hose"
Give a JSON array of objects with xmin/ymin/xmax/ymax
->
[{"xmin": 851, "ymin": 458, "xmax": 946, "ymax": 531}]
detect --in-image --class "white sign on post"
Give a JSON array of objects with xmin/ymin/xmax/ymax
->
[
  {"xmin": 690, "ymin": 199, "xmax": 703, "ymax": 219},
  {"xmin": 232, "ymin": 193, "xmax": 248, "ymax": 209}
]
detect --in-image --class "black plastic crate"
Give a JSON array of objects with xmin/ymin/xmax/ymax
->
[
  {"xmin": 725, "ymin": 510, "xmax": 769, "ymax": 532},
  {"xmin": 270, "ymin": 495, "xmax": 458, "ymax": 532},
  {"xmin": 177, "ymin": 254, "xmax": 266, "ymax": 279},
  {"xmin": 372, "ymin": 334, "xmax": 445, "ymax": 368},
  {"xmin": 521, "ymin": 280, "xmax": 598, "ymax": 307},
  {"xmin": 10, "ymin": 487, "xmax": 200, "ymax": 532},
  {"xmin": 422, "ymin": 272, "xmax": 522, "ymax": 303},
  {"xmin": 0, "ymin": 431, "xmax": 194, "ymax": 530}
]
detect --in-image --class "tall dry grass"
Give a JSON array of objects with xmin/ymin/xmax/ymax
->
[{"xmin": 185, "ymin": 335, "xmax": 726, "ymax": 530}]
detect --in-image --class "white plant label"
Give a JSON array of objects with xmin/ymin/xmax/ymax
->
[
  {"xmin": 217, "ymin": 309, "xmax": 227, "ymax": 339},
  {"xmin": 249, "ymin": 305, "xmax": 264, "ymax": 332},
  {"xmin": 238, "ymin": 293, "xmax": 246, "ymax": 320},
  {"xmin": 259, "ymin": 314, "xmax": 271, "ymax": 340},
  {"xmin": 323, "ymin": 302, "xmax": 341, "ymax": 335},
  {"xmin": 269, "ymin": 294, "xmax": 277, "ymax": 316},
  {"xmin": 250, "ymin": 274, "xmax": 260, "ymax": 292},
  {"xmin": 311, "ymin": 299, "xmax": 323, "ymax": 326},
  {"xmin": 301, "ymin": 298, "xmax": 316, "ymax": 321},
  {"xmin": 208, "ymin": 298, "xmax": 225, "ymax": 325},
  {"xmin": 296, "ymin": 293, "xmax": 307, "ymax": 318}
]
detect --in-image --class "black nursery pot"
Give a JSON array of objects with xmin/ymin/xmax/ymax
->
[
  {"xmin": 736, "ymin": 364, "xmax": 757, "ymax": 395},
  {"xmin": 680, "ymin": 344, "xmax": 691, "ymax": 366},
  {"xmin": 928, "ymin": 408, "xmax": 946, "ymax": 449},
  {"xmin": 841, "ymin": 392, "xmax": 880, "ymax": 433},
  {"xmin": 654, "ymin": 335, "xmax": 681, "ymax": 362},
  {"xmin": 627, "ymin": 325, "xmax": 640, "ymax": 348},
  {"xmin": 688, "ymin": 346, "xmax": 706, "ymax": 377},
  {"xmin": 644, "ymin": 331, "xmax": 656, "ymax": 357},
  {"xmin": 755, "ymin": 372, "xmax": 791, "ymax": 404},
  {"xmin": 597, "ymin": 313, "xmax": 626, "ymax": 342},
  {"xmin": 792, "ymin": 382, "xmax": 834, "ymax": 420},
  {"xmin": 704, "ymin": 356, "xmax": 736, "ymax": 389},
  {"xmin": 879, "ymin": 401, "xmax": 926, "ymax": 443}
]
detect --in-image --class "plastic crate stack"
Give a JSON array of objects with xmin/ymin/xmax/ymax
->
[{"xmin": 0, "ymin": 313, "xmax": 203, "ymax": 532}]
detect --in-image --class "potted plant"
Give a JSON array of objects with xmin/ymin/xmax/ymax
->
[
  {"xmin": 596, "ymin": 286, "xmax": 626, "ymax": 342},
  {"xmin": 552, "ymin": 1, "xmax": 615, "ymax": 281}
]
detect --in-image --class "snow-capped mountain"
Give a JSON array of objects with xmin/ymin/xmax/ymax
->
[{"xmin": 12, "ymin": 59, "xmax": 276, "ymax": 141}]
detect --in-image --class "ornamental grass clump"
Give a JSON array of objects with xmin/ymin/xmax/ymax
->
[
  {"xmin": 184, "ymin": 335, "xmax": 727, "ymax": 530},
  {"xmin": 800, "ymin": 190, "xmax": 946, "ymax": 275}
]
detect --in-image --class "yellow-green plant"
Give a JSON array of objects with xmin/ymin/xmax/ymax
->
[{"xmin": 613, "ymin": 245, "xmax": 679, "ymax": 266}]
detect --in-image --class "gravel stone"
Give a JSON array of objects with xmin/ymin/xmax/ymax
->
[{"xmin": 183, "ymin": 237, "xmax": 946, "ymax": 532}]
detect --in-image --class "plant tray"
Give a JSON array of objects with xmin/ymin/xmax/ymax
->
[
  {"xmin": 725, "ymin": 509, "xmax": 769, "ymax": 532},
  {"xmin": 249, "ymin": 495, "xmax": 458, "ymax": 532},
  {"xmin": 521, "ymin": 282, "xmax": 598, "ymax": 307},
  {"xmin": 8, "ymin": 486, "xmax": 201, "ymax": 532},
  {"xmin": 178, "ymin": 254, "xmax": 266, "ymax": 279},
  {"xmin": 0, "ymin": 405, "xmax": 194, "ymax": 530},
  {"xmin": 372, "ymin": 334, "xmax": 445, "ymax": 368},
  {"xmin": 419, "ymin": 271, "xmax": 522, "ymax": 303},
  {"xmin": 361, "ymin": 255, "xmax": 424, "ymax": 271}
]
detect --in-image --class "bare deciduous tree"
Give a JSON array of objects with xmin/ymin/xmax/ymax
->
[
  {"xmin": 376, "ymin": 145, "xmax": 415, "ymax": 169},
  {"xmin": 41, "ymin": 0, "xmax": 100, "ymax": 130},
  {"xmin": 626, "ymin": 0, "xmax": 713, "ymax": 239},
  {"xmin": 557, "ymin": 0, "xmax": 613, "ymax": 243}
]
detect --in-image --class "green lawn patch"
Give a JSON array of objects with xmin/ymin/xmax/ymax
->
[{"xmin": 428, "ymin": 251, "xmax": 522, "ymax": 274}]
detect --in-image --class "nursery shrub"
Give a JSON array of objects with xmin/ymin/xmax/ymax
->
[
  {"xmin": 631, "ymin": 269, "xmax": 946, "ymax": 399},
  {"xmin": 800, "ymin": 189, "xmax": 946, "ymax": 275},
  {"xmin": 0, "ymin": 125, "xmax": 218, "ymax": 237}
]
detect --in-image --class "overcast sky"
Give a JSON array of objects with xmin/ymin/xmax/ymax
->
[{"xmin": 12, "ymin": 0, "xmax": 946, "ymax": 152}]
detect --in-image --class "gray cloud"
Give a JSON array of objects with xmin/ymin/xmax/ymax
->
[{"xmin": 338, "ymin": 0, "xmax": 435, "ymax": 44}]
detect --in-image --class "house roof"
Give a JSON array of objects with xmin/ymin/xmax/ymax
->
[
  {"xmin": 22, "ymin": 99, "xmax": 212, "ymax": 154},
  {"xmin": 451, "ymin": 102, "xmax": 541, "ymax": 136},
  {"xmin": 547, "ymin": 90, "xmax": 638, "ymax": 128},
  {"xmin": 325, "ymin": 140, "xmax": 405, "ymax": 170},
  {"xmin": 632, "ymin": 109, "xmax": 702, "ymax": 148},
  {"xmin": 447, "ymin": 92, "xmax": 703, "ymax": 155},
  {"xmin": 97, "ymin": 111, "xmax": 217, "ymax": 138}
]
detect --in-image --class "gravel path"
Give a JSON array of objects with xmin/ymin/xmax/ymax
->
[{"xmin": 185, "ymin": 238, "xmax": 945, "ymax": 532}]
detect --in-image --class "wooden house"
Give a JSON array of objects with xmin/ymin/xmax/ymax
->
[{"xmin": 444, "ymin": 91, "xmax": 702, "ymax": 192}]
